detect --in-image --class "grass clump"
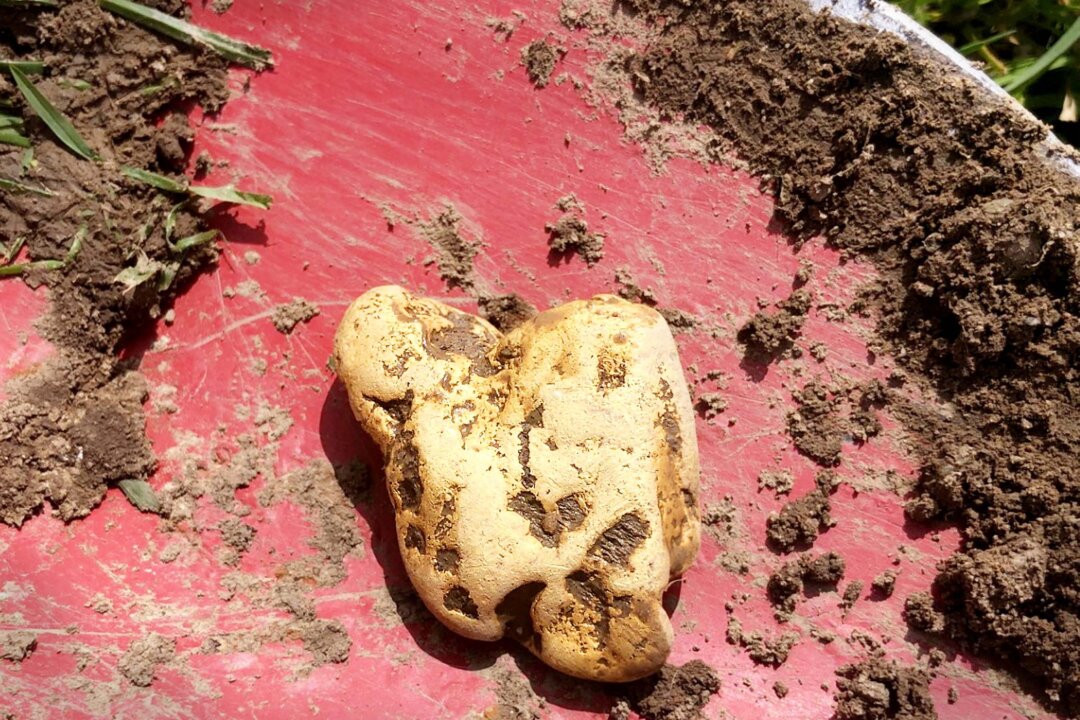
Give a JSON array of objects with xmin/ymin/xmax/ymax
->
[{"xmin": 897, "ymin": 0, "xmax": 1080, "ymax": 144}]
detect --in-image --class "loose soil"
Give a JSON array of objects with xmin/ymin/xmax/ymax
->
[
  {"xmin": 834, "ymin": 659, "xmax": 937, "ymax": 720},
  {"xmin": 569, "ymin": 0, "xmax": 1080, "ymax": 713},
  {"xmin": 271, "ymin": 298, "xmax": 321, "ymax": 334},
  {"xmin": 521, "ymin": 40, "xmax": 561, "ymax": 88},
  {"xmin": 0, "ymin": 0, "xmax": 234, "ymax": 526},
  {"xmin": 622, "ymin": 660, "xmax": 720, "ymax": 720}
]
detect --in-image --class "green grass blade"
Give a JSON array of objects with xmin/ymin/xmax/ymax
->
[
  {"xmin": 1, "ymin": 237, "xmax": 25, "ymax": 264},
  {"xmin": 118, "ymin": 479, "xmax": 161, "ymax": 513},
  {"xmin": 124, "ymin": 166, "xmax": 272, "ymax": 209},
  {"xmin": 957, "ymin": 30, "xmax": 1017, "ymax": 56},
  {"xmin": 121, "ymin": 166, "xmax": 187, "ymax": 193},
  {"xmin": 0, "ymin": 130, "xmax": 31, "ymax": 148},
  {"xmin": 98, "ymin": 0, "xmax": 273, "ymax": 70},
  {"xmin": 0, "ymin": 0, "xmax": 58, "ymax": 6},
  {"xmin": 189, "ymin": 185, "xmax": 272, "ymax": 210},
  {"xmin": 9, "ymin": 66, "xmax": 97, "ymax": 160},
  {"xmin": 1003, "ymin": 16, "xmax": 1080, "ymax": 94},
  {"xmin": 0, "ymin": 177, "xmax": 54, "ymax": 196},
  {"xmin": 0, "ymin": 60, "xmax": 44, "ymax": 74},
  {"xmin": 171, "ymin": 229, "xmax": 219, "ymax": 252},
  {"xmin": 0, "ymin": 113, "xmax": 30, "ymax": 148}
]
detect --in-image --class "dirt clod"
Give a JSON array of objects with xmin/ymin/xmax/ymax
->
[
  {"xmin": 118, "ymin": 633, "xmax": 175, "ymax": 687},
  {"xmin": 0, "ymin": 631, "xmax": 37, "ymax": 662},
  {"xmin": 834, "ymin": 659, "xmax": 937, "ymax": 720},
  {"xmin": 521, "ymin": 40, "xmax": 561, "ymax": 88},
  {"xmin": 624, "ymin": 660, "xmax": 720, "ymax": 720},
  {"xmin": 546, "ymin": 213, "xmax": 604, "ymax": 266},
  {"xmin": 272, "ymin": 299, "xmax": 321, "ymax": 334},
  {"xmin": 738, "ymin": 289, "xmax": 810, "ymax": 362}
]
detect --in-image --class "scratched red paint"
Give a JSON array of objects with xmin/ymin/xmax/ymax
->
[{"xmin": 0, "ymin": 2, "xmax": 1053, "ymax": 719}]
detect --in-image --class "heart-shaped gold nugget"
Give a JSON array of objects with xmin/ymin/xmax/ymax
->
[{"xmin": 333, "ymin": 286, "xmax": 700, "ymax": 681}]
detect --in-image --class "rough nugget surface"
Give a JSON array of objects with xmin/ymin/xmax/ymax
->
[{"xmin": 333, "ymin": 286, "xmax": 700, "ymax": 682}]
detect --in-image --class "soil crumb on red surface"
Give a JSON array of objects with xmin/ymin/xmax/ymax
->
[
  {"xmin": 417, "ymin": 205, "xmax": 481, "ymax": 290},
  {"xmin": 0, "ymin": 0, "xmax": 242, "ymax": 526},
  {"xmin": 622, "ymin": 660, "xmax": 720, "ymax": 720},
  {"xmin": 738, "ymin": 289, "xmax": 810, "ymax": 362},
  {"xmin": 571, "ymin": 0, "xmax": 1079, "ymax": 711},
  {"xmin": 0, "ymin": 631, "xmax": 38, "ymax": 662},
  {"xmin": 118, "ymin": 633, "xmax": 176, "ymax": 687},
  {"xmin": 489, "ymin": 659, "xmax": 544, "ymax": 720},
  {"xmin": 271, "ymin": 298, "xmax": 321, "ymax": 334},
  {"xmin": 767, "ymin": 550, "xmax": 845, "ymax": 620},
  {"xmin": 834, "ymin": 659, "xmax": 937, "ymax": 720},
  {"xmin": 521, "ymin": 39, "xmax": 561, "ymax": 88},
  {"xmin": 547, "ymin": 213, "xmax": 604, "ymax": 267},
  {"xmin": 725, "ymin": 617, "xmax": 799, "ymax": 667}
]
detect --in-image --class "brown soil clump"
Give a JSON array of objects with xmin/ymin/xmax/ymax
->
[
  {"xmin": 478, "ymin": 292, "xmax": 537, "ymax": 332},
  {"xmin": 118, "ymin": 633, "xmax": 176, "ymax": 687},
  {"xmin": 0, "ymin": 631, "xmax": 37, "ymax": 662},
  {"xmin": 834, "ymin": 659, "xmax": 937, "ymax": 720},
  {"xmin": 767, "ymin": 550, "xmax": 845, "ymax": 620},
  {"xmin": 765, "ymin": 480, "xmax": 835, "ymax": 553},
  {"xmin": 521, "ymin": 40, "xmax": 561, "ymax": 88},
  {"xmin": 623, "ymin": 660, "xmax": 720, "ymax": 720},
  {"xmin": 272, "ymin": 298, "xmax": 321, "ymax": 334},
  {"xmin": 872, "ymin": 571, "xmax": 898, "ymax": 599},
  {"xmin": 572, "ymin": 0, "xmax": 1079, "ymax": 709},
  {"xmin": 738, "ymin": 289, "xmax": 810, "ymax": 362},
  {"xmin": 546, "ymin": 213, "xmax": 604, "ymax": 266},
  {"xmin": 417, "ymin": 205, "xmax": 480, "ymax": 290},
  {"xmin": 0, "ymin": 1, "xmax": 247, "ymax": 526},
  {"xmin": 726, "ymin": 617, "xmax": 799, "ymax": 667}
]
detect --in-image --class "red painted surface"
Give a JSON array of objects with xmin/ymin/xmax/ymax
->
[{"xmin": 0, "ymin": 2, "xmax": 1057, "ymax": 719}]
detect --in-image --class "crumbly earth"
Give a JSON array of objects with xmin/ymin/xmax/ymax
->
[
  {"xmin": 622, "ymin": 660, "xmax": 720, "ymax": 720},
  {"xmin": 767, "ymin": 550, "xmax": 845, "ymax": 621},
  {"xmin": 118, "ymin": 633, "xmax": 176, "ymax": 687},
  {"xmin": 271, "ymin": 298, "xmax": 320, "ymax": 334},
  {"xmin": 834, "ymin": 659, "xmax": 937, "ymax": 720},
  {"xmin": 0, "ymin": 631, "xmax": 38, "ymax": 662},
  {"xmin": 572, "ymin": 0, "xmax": 1080, "ymax": 712},
  {"xmin": 0, "ymin": 0, "xmax": 233, "ymax": 526},
  {"xmin": 521, "ymin": 40, "xmax": 560, "ymax": 88},
  {"xmin": 546, "ymin": 213, "xmax": 604, "ymax": 266}
]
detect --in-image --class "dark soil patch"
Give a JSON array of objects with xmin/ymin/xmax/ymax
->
[
  {"xmin": 622, "ymin": 660, "xmax": 720, "ymax": 720},
  {"xmin": 572, "ymin": 0, "xmax": 1080, "ymax": 712},
  {"xmin": 738, "ymin": 289, "xmax": 810, "ymax": 362},
  {"xmin": 417, "ymin": 204, "xmax": 480, "ymax": 290},
  {"xmin": 834, "ymin": 659, "xmax": 937, "ymax": 720},
  {"xmin": 0, "ymin": 630, "xmax": 37, "ymax": 662},
  {"xmin": 478, "ymin": 292, "xmax": 537, "ymax": 332},
  {"xmin": 0, "ymin": 0, "xmax": 248, "ymax": 526},
  {"xmin": 766, "ymin": 550, "xmax": 845, "ymax": 620}
]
